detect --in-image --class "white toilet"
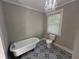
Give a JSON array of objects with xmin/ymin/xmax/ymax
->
[{"xmin": 46, "ymin": 34, "xmax": 56, "ymax": 48}]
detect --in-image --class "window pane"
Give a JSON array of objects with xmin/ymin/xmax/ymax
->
[{"xmin": 48, "ymin": 13, "xmax": 61, "ymax": 35}]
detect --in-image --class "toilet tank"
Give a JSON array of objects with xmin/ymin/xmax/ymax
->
[{"xmin": 49, "ymin": 34, "xmax": 56, "ymax": 40}]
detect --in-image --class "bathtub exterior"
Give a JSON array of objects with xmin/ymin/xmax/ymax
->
[
  {"xmin": 10, "ymin": 37, "xmax": 40, "ymax": 57},
  {"xmin": 13, "ymin": 43, "xmax": 36, "ymax": 56}
]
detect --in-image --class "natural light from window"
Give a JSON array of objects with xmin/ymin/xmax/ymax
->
[{"xmin": 47, "ymin": 11, "xmax": 62, "ymax": 35}]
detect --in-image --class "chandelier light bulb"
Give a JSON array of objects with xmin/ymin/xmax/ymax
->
[{"xmin": 45, "ymin": 0, "xmax": 57, "ymax": 12}]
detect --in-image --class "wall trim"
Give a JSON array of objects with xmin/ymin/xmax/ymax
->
[
  {"xmin": 54, "ymin": 43, "xmax": 73, "ymax": 54},
  {"xmin": 42, "ymin": 38, "xmax": 73, "ymax": 54},
  {"xmin": 56, "ymin": 0, "xmax": 76, "ymax": 8},
  {"xmin": 2, "ymin": 0, "xmax": 44, "ymax": 13},
  {"xmin": 2, "ymin": 0, "xmax": 76, "ymax": 13}
]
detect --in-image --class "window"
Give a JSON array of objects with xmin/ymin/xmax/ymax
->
[{"xmin": 47, "ymin": 9, "xmax": 63, "ymax": 35}]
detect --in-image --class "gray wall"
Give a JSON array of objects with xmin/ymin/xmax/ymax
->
[
  {"xmin": 72, "ymin": 1, "xmax": 79, "ymax": 59},
  {"xmin": 44, "ymin": 1, "xmax": 77, "ymax": 50},
  {"xmin": 72, "ymin": 13, "xmax": 79, "ymax": 59},
  {"xmin": 56, "ymin": 1, "xmax": 77, "ymax": 50},
  {"xmin": 0, "ymin": 1, "xmax": 8, "ymax": 59},
  {"xmin": 2, "ymin": 2, "xmax": 44, "ymax": 43}
]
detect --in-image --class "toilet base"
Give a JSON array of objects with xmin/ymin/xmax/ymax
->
[
  {"xmin": 47, "ymin": 44, "xmax": 51, "ymax": 48},
  {"xmin": 45, "ymin": 39, "xmax": 53, "ymax": 48}
]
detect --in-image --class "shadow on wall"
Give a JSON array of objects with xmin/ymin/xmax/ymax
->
[{"xmin": 2, "ymin": 2, "xmax": 44, "ymax": 44}]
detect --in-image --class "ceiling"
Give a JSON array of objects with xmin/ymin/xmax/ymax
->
[{"xmin": 2, "ymin": 0, "xmax": 75, "ymax": 12}]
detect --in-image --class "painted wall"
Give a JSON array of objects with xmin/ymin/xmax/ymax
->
[
  {"xmin": 44, "ymin": 1, "xmax": 77, "ymax": 50},
  {"xmin": 56, "ymin": 1, "xmax": 77, "ymax": 50},
  {"xmin": 72, "ymin": 1, "xmax": 79, "ymax": 59},
  {"xmin": 72, "ymin": 14, "xmax": 79, "ymax": 59},
  {"xmin": 2, "ymin": 2, "xmax": 44, "ymax": 43},
  {"xmin": 0, "ymin": 1, "xmax": 8, "ymax": 59}
]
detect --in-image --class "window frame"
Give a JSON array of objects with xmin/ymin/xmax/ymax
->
[{"xmin": 47, "ymin": 9, "xmax": 63, "ymax": 36}]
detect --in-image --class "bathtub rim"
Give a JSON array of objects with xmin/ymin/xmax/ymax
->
[{"xmin": 10, "ymin": 37, "xmax": 40, "ymax": 52}]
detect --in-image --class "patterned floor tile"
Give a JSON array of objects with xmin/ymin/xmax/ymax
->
[{"xmin": 11, "ymin": 40, "xmax": 72, "ymax": 59}]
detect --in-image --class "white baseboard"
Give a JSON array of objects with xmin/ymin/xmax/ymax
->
[
  {"xmin": 42, "ymin": 38, "xmax": 73, "ymax": 54},
  {"xmin": 54, "ymin": 43, "xmax": 73, "ymax": 54}
]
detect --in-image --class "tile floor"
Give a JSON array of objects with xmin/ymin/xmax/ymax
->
[{"xmin": 9, "ymin": 40, "xmax": 72, "ymax": 59}]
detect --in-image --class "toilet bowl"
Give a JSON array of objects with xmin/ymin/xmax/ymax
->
[
  {"xmin": 46, "ymin": 34, "xmax": 56, "ymax": 48},
  {"xmin": 46, "ymin": 39, "xmax": 52, "ymax": 48}
]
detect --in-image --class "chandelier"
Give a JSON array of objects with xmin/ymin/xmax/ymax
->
[{"xmin": 44, "ymin": 0, "xmax": 57, "ymax": 12}]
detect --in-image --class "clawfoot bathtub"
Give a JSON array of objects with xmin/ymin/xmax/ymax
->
[{"xmin": 10, "ymin": 37, "xmax": 40, "ymax": 57}]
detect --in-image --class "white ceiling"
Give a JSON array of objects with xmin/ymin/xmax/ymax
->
[{"xmin": 3, "ymin": 0, "xmax": 75, "ymax": 12}]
